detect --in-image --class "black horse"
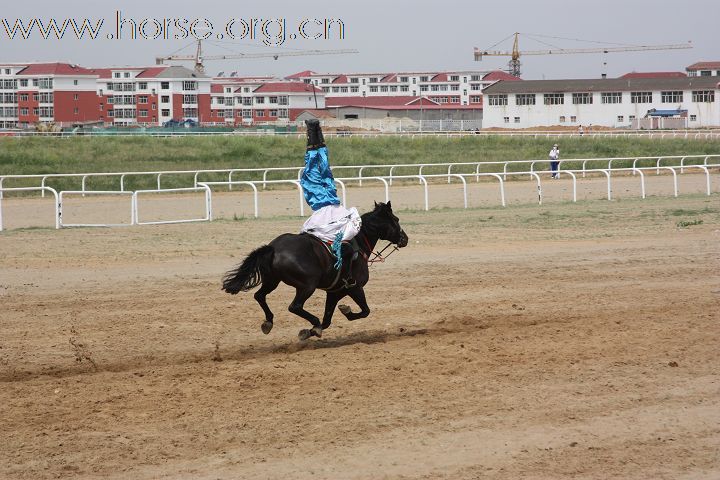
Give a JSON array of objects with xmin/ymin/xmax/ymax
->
[{"xmin": 222, "ymin": 202, "xmax": 408, "ymax": 340}]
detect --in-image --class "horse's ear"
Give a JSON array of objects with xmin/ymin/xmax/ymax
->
[
  {"xmin": 387, "ymin": 201, "xmax": 392, "ymax": 209},
  {"xmin": 374, "ymin": 201, "xmax": 378, "ymax": 208}
]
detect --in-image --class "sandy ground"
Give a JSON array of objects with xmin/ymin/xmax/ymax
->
[{"xmin": 1, "ymin": 193, "xmax": 719, "ymax": 479}]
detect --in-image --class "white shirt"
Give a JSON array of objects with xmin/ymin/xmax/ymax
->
[{"xmin": 549, "ymin": 147, "xmax": 559, "ymax": 160}]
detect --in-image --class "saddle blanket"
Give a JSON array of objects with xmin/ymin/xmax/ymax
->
[{"xmin": 301, "ymin": 204, "xmax": 361, "ymax": 243}]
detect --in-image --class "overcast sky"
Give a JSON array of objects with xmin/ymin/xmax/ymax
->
[{"xmin": 2, "ymin": 0, "xmax": 718, "ymax": 79}]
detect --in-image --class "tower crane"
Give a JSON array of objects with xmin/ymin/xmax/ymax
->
[
  {"xmin": 156, "ymin": 39, "xmax": 359, "ymax": 74},
  {"xmin": 474, "ymin": 32, "xmax": 693, "ymax": 77}
]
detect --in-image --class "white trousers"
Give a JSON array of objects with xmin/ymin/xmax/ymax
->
[{"xmin": 301, "ymin": 204, "xmax": 362, "ymax": 243}]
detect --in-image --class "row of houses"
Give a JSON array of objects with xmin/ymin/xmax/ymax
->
[
  {"xmin": 0, "ymin": 62, "xmax": 505, "ymax": 129},
  {"xmin": 0, "ymin": 60, "xmax": 719, "ymax": 129}
]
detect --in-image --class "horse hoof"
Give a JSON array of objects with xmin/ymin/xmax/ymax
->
[
  {"xmin": 338, "ymin": 305, "xmax": 351, "ymax": 315},
  {"xmin": 298, "ymin": 329, "xmax": 313, "ymax": 341},
  {"xmin": 311, "ymin": 326, "xmax": 323, "ymax": 338},
  {"xmin": 261, "ymin": 321, "xmax": 273, "ymax": 335}
]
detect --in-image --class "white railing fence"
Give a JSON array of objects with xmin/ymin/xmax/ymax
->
[
  {"xmin": 2, "ymin": 155, "xmax": 719, "ymax": 200},
  {"xmin": 1, "ymin": 163, "xmax": 718, "ymax": 231}
]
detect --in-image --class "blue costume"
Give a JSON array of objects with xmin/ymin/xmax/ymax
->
[{"xmin": 300, "ymin": 146, "xmax": 341, "ymax": 211}]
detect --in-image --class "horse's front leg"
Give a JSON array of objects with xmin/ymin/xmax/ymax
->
[
  {"xmin": 338, "ymin": 286, "xmax": 371, "ymax": 321},
  {"xmin": 288, "ymin": 287, "xmax": 323, "ymax": 341},
  {"xmin": 321, "ymin": 291, "xmax": 345, "ymax": 330}
]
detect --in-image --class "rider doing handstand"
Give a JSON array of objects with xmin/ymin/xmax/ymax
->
[{"xmin": 300, "ymin": 119, "xmax": 361, "ymax": 288}]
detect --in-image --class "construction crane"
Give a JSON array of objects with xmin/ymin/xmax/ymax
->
[
  {"xmin": 474, "ymin": 32, "xmax": 693, "ymax": 77},
  {"xmin": 156, "ymin": 39, "xmax": 359, "ymax": 74}
]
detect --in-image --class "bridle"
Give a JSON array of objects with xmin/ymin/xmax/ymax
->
[{"xmin": 358, "ymin": 230, "xmax": 401, "ymax": 266}]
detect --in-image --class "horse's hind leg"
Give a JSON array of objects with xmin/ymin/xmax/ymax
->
[
  {"xmin": 254, "ymin": 277, "xmax": 280, "ymax": 335},
  {"xmin": 288, "ymin": 288, "xmax": 322, "ymax": 340},
  {"xmin": 338, "ymin": 286, "xmax": 371, "ymax": 321}
]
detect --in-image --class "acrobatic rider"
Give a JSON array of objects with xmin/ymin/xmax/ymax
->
[{"xmin": 300, "ymin": 119, "xmax": 362, "ymax": 287}]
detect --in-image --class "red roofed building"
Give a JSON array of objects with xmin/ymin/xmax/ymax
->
[
  {"xmin": 0, "ymin": 62, "xmax": 211, "ymax": 128},
  {"xmin": 285, "ymin": 70, "xmax": 515, "ymax": 105},
  {"xmin": 620, "ymin": 72, "xmax": 687, "ymax": 79},
  {"xmin": 686, "ymin": 62, "xmax": 720, "ymax": 77}
]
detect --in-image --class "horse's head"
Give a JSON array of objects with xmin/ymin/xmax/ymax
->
[{"xmin": 369, "ymin": 201, "xmax": 409, "ymax": 248}]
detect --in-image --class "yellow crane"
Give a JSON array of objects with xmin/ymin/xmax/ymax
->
[
  {"xmin": 474, "ymin": 32, "xmax": 693, "ymax": 77},
  {"xmin": 156, "ymin": 39, "xmax": 359, "ymax": 74}
]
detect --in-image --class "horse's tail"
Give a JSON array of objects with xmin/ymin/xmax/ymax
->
[{"xmin": 222, "ymin": 245, "xmax": 274, "ymax": 294}]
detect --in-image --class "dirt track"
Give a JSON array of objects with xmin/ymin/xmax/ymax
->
[{"xmin": 1, "ymin": 194, "xmax": 719, "ymax": 479}]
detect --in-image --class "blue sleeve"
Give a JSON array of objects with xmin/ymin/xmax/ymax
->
[{"xmin": 300, "ymin": 147, "xmax": 341, "ymax": 211}]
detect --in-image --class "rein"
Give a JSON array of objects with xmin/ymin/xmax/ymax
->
[{"xmin": 358, "ymin": 232, "xmax": 399, "ymax": 266}]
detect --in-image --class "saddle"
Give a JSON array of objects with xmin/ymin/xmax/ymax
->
[{"xmin": 302, "ymin": 233, "xmax": 361, "ymax": 291}]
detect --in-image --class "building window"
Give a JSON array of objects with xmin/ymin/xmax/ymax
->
[
  {"xmin": 503, "ymin": 116, "xmax": 510, "ymax": 123},
  {"xmin": 572, "ymin": 93, "xmax": 593, "ymax": 104},
  {"xmin": 269, "ymin": 96, "xmax": 278, "ymax": 103},
  {"xmin": 690, "ymin": 114, "xmax": 697, "ymax": 121},
  {"xmin": 471, "ymin": 75, "xmax": 482, "ymax": 81},
  {"xmin": 570, "ymin": 115, "xmax": 577, "ymax": 122},
  {"xmin": 470, "ymin": 83, "xmax": 481, "ymax": 91},
  {"xmin": 601, "ymin": 92, "xmax": 622, "ymax": 104},
  {"xmin": 419, "ymin": 85, "xmax": 428, "ymax": 92},
  {"xmin": 692, "ymin": 90, "xmax": 714, "ymax": 103},
  {"xmin": 488, "ymin": 94, "xmax": 508, "ymax": 106},
  {"xmin": 450, "ymin": 84, "xmax": 459, "ymax": 91},
  {"xmin": 255, "ymin": 96, "xmax": 265, "ymax": 104},
  {"xmin": 369, "ymin": 86, "xmax": 378, "ymax": 93},
  {"xmin": 242, "ymin": 109, "xmax": 252, "ymax": 118},
  {"xmin": 617, "ymin": 116, "xmax": 624, "ymax": 122},
  {"xmin": 450, "ymin": 97, "xmax": 460, "ymax": 104},
  {"xmin": 419, "ymin": 76, "xmax": 429, "ymax": 82},
  {"xmin": 322, "ymin": 87, "xmax": 330, "ymax": 93},
  {"xmin": 514, "ymin": 117, "xmax": 520, "ymax": 123},
  {"xmin": 269, "ymin": 109, "xmax": 278, "ymax": 117},
  {"xmin": 470, "ymin": 95, "xmax": 481, "ymax": 103},
  {"xmin": 73, "ymin": 79, "xmax": 78, "ymax": 86},
  {"xmin": 629, "ymin": 115, "xmax": 635, "ymax": 121},
  {"xmin": 430, "ymin": 85, "xmax": 439, "ymax": 92},
  {"xmin": 139, "ymin": 96, "xmax": 148, "ymax": 104},
  {"xmin": 20, "ymin": 79, "xmax": 28, "ymax": 87},
  {"xmin": 182, "ymin": 81, "xmax": 197, "ymax": 91},
  {"xmin": 450, "ymin": 75, "xmax": 459, "ymax": 82},
  {"xmin": 400, "ymin": 86, "xmax": 409, "ymax": 92},
  {"xmin": 350, "ymin": 78, "xmax": 359, "ymax": 84},
  {"xmin": 341, "ymin": 86, "xmax": 349, "ymax": 93},
  {"xmin": 139, "ymin": 110, "xmax": 148, "ymax": 118},
  {"xmin": 661, "ymin": 91, "xmax": 683, "ymax": 103},
  {"xmin": 559, "ymin": 116, "xmax": 566, "ymax": 123},
  {"xmin": 124, "ymin": 72, "xmax": 131, "ymax": 78},
  {"xmin": 161, "ymin": 82, "xmax": 170, "ymax": 90},
  {"xmin": 351, "ymin": 86, "xmax": 359, "ymax": 93},
  {"xmin": 515, "ymin": 94, "xmax": 536, "ymax": 106},
  {"xmin": 390, "ymin": 86, "xmax": 397, "ymax": 92},
  {"xmin": 20, "ymin": 94, "xmax": 28, "ymax": 101},
  {"xmin": 161, "ymin": 109, "xmax": 170, "ymax": 117},
  {"xmin": 631, "ymin": 91, "xmax": 652, "ymax": 104},
  {"xmin": 114, "ymin": 72, "xmax": 121, "ymax": 79},
  {"xmin": 278, "ymin": 109, "xmax": 288, "ymax": 118},
  {"xmin": 107, "ymin": 110, "xmax": 114, "ymax": 118},
  {"xmin": 182, "ymin": 108, "xmax": 198, "ymax": 117},
  {"xmin": 545, "ymin": 93, "xmax": 565, "ymax": 105},
  {"xmin": 380, "ymin": 86, "xmax": 388, "ymax": 92},
  {"xmin": 224, "ymin": 109, "xmax": 233, "ymax": 118},
  {"xmin": 20, "ymin": 108, "xmax": 29, "ymax": 116},
  {"xmin": 321, "ymin": 78, "xmax": 330, "ymax": 84},
  {"xmin": 399, "ymin": 76, "xmax": 408, "ymax": 83},
  {"xmin": 256, "ymin": 110, "xmax": 265, "ymax": 117},
  {"xmin": 160, "ymin": 95, "xmax": 169, "ymax": 103},
  {"xmin": 138, "ymin": 82, "xmax": 147, "ymax": 90}
]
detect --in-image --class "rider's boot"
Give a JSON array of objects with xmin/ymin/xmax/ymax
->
[
  {"xmin": 305, "ymin": 119, "xmax": 325, "ymax": 150},
  {"xmin": 340, "ymin": 242, "xmax": 356, "ymax": 288}
]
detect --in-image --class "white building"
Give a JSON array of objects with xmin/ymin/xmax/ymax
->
[{"xmin": 482, "ymin": 77, "xmax": 720, "ymax": 129}]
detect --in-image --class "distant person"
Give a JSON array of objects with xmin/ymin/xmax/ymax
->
[
  {"xmin": 549, "ymin": 144, "xmax": 560, "ymax": 179},
  {"xmin": 578, "ymin": 125, "xmax": 584, "ymax": 136}
]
